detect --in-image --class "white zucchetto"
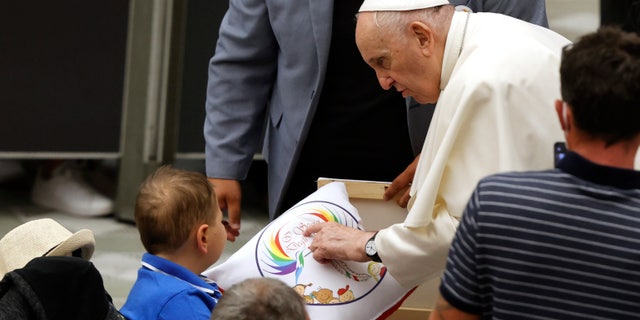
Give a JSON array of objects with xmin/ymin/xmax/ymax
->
[{"xmin": 359, "ymin": 0, "xmax": 450, "ymax": 12}]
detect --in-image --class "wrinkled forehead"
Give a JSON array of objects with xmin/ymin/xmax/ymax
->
[{"xmin": 357, "ymin": 13, "xmax": 401, "ymax": 61}]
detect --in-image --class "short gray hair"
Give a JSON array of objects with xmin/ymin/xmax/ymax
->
[
  {"xmin": 210, "ymin": 278, "xmax": 308, "ymax": 320},
  {"xmin": 373, "ymin": 5, "xmax": 453, "ymax": 39}
]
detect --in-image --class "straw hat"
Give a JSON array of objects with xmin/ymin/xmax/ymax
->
[
  {"xmin": 359, "ymin": 0, "xmax": 450, "ymax": 12},
  {"xmin": 0, "ymin": 218, "xmax": 95, "ymax": 278}
]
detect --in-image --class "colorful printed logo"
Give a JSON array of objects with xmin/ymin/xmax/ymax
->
[{"xmin": 256, "ymin": 200, "xmax": 387, "ymax": 305}]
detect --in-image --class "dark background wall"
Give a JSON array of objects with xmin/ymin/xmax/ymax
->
[
  {"xmin": 0, "ymin": 0, "xmax": 230, "ymax": 156},
  {"xmin": 178, "ymin": 0, "xmax": 229, "ymax": 154},
  {"xmin": 0, "ymin": 1, "xmax": 129, "ymax": 153}
]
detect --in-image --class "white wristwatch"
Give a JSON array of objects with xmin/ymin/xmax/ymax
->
[{"xmin": 365, "ymin": 232, "xmax": 382, "ymax": 263}]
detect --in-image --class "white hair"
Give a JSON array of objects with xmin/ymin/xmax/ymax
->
[{"xmin": 372, "ymin": 5, "xmax": 453, "ymax": 40}]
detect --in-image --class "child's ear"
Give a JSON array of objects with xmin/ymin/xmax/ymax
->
[{"xmin": 196, "ymin": 224, "xmax": 209, "ymax": 253}]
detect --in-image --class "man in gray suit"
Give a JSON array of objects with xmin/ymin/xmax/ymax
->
[{"xmin": 204, "ymin": 0, "xmax": 548, "ymax": 240}]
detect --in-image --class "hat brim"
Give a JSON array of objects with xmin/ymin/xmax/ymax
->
[{"xmin": 47, "ymin": 229, "xmax": 95, "ymax": 261}]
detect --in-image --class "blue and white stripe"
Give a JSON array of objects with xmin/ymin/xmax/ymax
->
[{"xmin": 440, "ymin": 152, "xmax": 640, "ymax": 319}]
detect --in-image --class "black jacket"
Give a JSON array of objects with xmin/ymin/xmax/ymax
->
[{"xmin": 0, "ymin": 256, "xmax": 125, "ymax": 320}]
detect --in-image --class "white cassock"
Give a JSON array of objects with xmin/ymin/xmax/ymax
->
[{"xmin": 376, "ymin": 11, "xmax": 571, "ymax": 288}]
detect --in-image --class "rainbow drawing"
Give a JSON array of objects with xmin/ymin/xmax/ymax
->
[
  {"xmin": 306, "ymin": 205, "xmax": 343, "ymax": 225},
  {"xmin": 261, "ymin": 204, "xmax": 346, "ymax": 283},
  {"xmin": 263, "ymin": 228, "xmax": 297, "ymax": 275}
]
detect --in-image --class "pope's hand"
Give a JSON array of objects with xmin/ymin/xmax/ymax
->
[
  {"xmin": 384, "ymin": 153, "xmax": 420, "ymax": 208},
  {"xmin": 304, "ymin": 222, "xmax": 376, "ymax": 263}
]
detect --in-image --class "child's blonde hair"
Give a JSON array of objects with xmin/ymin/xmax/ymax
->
[{"xmin": 134, "ymin": 165, "xmax": 218, "ymax": 254}]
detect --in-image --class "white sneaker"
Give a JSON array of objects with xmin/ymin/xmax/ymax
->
[{"xmin": 31, "ymin": 163, "xmax": 114, "ymax": 217}]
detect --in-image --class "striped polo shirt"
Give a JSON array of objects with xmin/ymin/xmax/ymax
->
[{"xmin": 440, "ymin": 151, "xmax": 640, "ymax": 319}]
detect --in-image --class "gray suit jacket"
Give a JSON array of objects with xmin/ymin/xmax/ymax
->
[{"xmin": 204, "ymin": 0, "xmax": 548, "ymax": 217}]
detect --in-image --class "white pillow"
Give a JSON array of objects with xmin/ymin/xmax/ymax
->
[{"xmin": 204, "ymin": 182, "xmax": 412, "ymax": 319}]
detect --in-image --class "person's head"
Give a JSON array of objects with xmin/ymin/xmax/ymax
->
[
  {"xmin": 556, "ymin": 26, "xmax": 640, "ymax": 157},
  {"xmin": 135, "ymin": 165, "xmax": 226, "ymax": 271},
  {"xmin": 355, "ymin": 0, "xmax": 453, "ymax": 104},
  {"xmin": 210, "ymin": 277, "xmax": 309, "ymax": 320},
  {"xmin": 0, "ymin": 218, "xmax": 95, "ymax": 278}
]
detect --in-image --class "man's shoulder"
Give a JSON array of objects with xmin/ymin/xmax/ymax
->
[{"xmin": 477, "ymin": 169, "xmax": 564, "ymax": 189}]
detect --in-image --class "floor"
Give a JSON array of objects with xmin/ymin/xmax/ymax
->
[{"xmin": 0, "ymin": 0, "xmax": 600, "ymax": 310}]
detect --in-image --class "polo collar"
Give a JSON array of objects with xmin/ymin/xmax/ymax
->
[{"xmin": 558, "ymin": 151, "xmax": 640, "ymax": 190}]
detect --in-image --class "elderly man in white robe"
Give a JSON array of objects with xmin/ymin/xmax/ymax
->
[{"xmin": 304, "ymin": 0, "xmax": 571, "ymax": 289}]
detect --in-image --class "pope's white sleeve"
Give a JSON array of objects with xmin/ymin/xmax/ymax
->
[{"xmin": 375, "ymin": 204, "xmax": 459, "ymax": 288}]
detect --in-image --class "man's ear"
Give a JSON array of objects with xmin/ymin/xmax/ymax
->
[
  {"xmin": 555, "ymin": 99, "xmax": 565, "ymax": 130},
  {"xmin": 555, "ymin": 99, "xmax": 571, "ymax": 131},
  {"xmin": 410, "ymin": 22, "xmax": 433, "ymax": 55}
]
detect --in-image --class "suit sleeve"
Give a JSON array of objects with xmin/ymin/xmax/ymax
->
[
  {"xmin": 457, "ymin": 0, "xmax": 549, "ymax": 27},
  {"xmin": 204, "ymin": 0, "xmax": 278, "ymax": 180},
  {"xmin": 481, "ymin": 0, "xmax": 548, "ymax": 27},
  {"xmin": 376, "ymin": 206, "xmax": 460, "ymax": 288}
]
